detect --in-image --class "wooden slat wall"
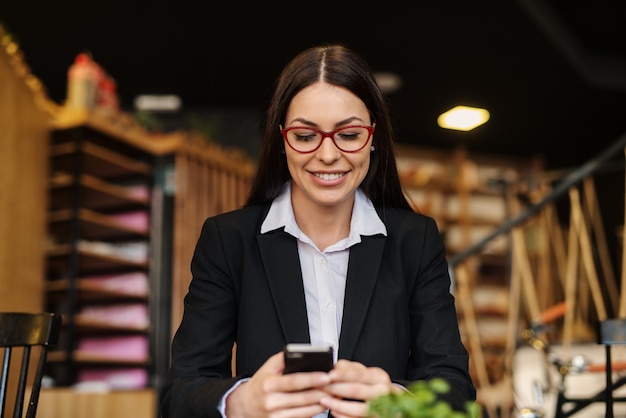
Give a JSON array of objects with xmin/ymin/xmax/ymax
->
[
  {"xmin": 0, "ymin": 29, "xmax": 52, "ymax": 312},
  {"xmin": 0, "ymin": 28, "xmax": 56, "ymax": 418},
  {"xmin": 170, "ymin": 137, "xmax": 255, "ymax": 336}
]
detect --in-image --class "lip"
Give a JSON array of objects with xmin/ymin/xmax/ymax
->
[{"xmin": 309, "ymin": 171, "xmax": 348, "ymax": 185}]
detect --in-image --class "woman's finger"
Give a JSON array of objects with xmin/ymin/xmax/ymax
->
[{"xmin": 320, "ymin": 396, "xmax": 369, "ymax": 418}]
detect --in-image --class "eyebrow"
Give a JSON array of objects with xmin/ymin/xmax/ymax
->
[{"xmin": 287, "ymin": 116, "xmax": 366, "ymax": 127}]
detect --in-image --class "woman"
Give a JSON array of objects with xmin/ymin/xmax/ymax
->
[{"xmin": 160, "ymin": 43, "xmax": 476, "ymax": 418}]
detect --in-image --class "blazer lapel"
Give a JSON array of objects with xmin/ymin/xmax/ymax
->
[
  {"xmin": 257, "ymin": 230, "xmax": 311, "ymax": 343},
  {"xmin": 338, "ymin": 234, "xmax": 386, "ymax": 359}
]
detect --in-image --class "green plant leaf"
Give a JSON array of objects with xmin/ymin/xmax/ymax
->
[{"xmin": 367, "ymin": 378, "xmax": 481, "ymax": 418}]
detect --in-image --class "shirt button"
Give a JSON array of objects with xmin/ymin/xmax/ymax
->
[
  {"xmin": 324, "ymin": 300, "xmax": 334, "ymax": 309},
  {"xmin": 319, "ymin": 259, "xmax": 327, "ymax": 266}
]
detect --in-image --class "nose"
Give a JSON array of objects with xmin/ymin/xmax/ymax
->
[{"xmin": 316, "ymin": 135, "xmax": 341, "ymax": 162}]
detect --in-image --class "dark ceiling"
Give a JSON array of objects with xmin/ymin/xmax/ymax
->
[{"xmin": 2, "ymin": 0, "xmax": 626, "ymax": 169}]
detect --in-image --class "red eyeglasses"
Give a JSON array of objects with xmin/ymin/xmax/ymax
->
[{"xmin": 280, "ymin": 124, "xmax": 375, "ymax": 153}]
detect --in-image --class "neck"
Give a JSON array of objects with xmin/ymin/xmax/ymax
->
[{"xmin": 291, "ymin": 192, "xmax": 354, "ymax": 251}]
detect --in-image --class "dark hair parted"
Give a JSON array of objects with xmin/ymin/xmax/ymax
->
[{"xmin": 246, "ymin": 43, "xmax": 412, "ymax": 212}]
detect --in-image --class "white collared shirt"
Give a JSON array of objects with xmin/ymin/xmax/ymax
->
[{"xmin": 261, "ymin": 181, "xmax": 387, "ymax": 360}]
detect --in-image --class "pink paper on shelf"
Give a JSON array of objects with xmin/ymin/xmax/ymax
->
[
  {"xmin": 78, "ymin": 303, "xmax": 149, "ymax": 329},
  {"xmin": 109, "ymin": 210, "xmax": 150, "ymax": 232},
  {"xmin": 77, "ymin": 367, "xmax": 148, "ymax": 389},
  {"xmin": 83, "ymin": 272, "xmax": 149, "ymax": 296},
  {"xmin": 77, "ymin": 335, "xmax": 148, "ymax": 361},
  {"xmin": 124, "ymin": 184, "xmax": 150, "ymax": 200}
]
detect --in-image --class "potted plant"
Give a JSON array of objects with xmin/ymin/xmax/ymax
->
[{"xmin": 367, "ymin": 378, "xmax": 482, "ymax": 418}]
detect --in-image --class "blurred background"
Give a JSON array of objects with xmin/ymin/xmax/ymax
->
[
  {"xmin": 1, "ymin": 0, "xmax": 625, "ymax": 167},
  {"xmin": 2, "ymin": 2, "xmax": 626, "ymax": 417}
]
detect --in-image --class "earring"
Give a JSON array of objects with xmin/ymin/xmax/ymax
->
[{"xmin": 370, "ymin": 145, "xmax": 376, "ymax": 152}]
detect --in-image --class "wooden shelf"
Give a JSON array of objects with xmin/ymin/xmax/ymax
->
[
  {"xmin": 47, "ymin": 244, "xmax": 148, "ymax": 272},
  {"xmin": 46, "ymin": 278, "xmax": 148, "ymax": 300},
  {"xmin": 50, "ymin": 174, "xmax": 150, "ymax": 211},
  {"xmin": 73, "ymin": 317, "xmax": 149, "ymax": 333},
  {"xmin": 51, "ymin": 107, "xmax": 182, "ymax": 155},
  {"xmin": 48, "ymin": 350, "xmax": 150, "ymax": 365},
  {"xmin": 48, "ymin": 208, "xmax": 149, "ymax": 241},
  {"xmin": 42, "ymin": 109, "xmax": 173, "ymax": 397},
  {"xmin": 51, "ymin": 141, "xmax": 152, "ymax": 179},
  {"xmin": 38, "ymin": 388, "xmax": 156, "ymax": 418}
]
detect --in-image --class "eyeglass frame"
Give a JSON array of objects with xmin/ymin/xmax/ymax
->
[{"xmin": 279, "ymin": 123, "xmax": 376, "ymax": 154}]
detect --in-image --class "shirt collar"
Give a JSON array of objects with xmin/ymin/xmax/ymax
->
[{"xmin": 261, "ymin": 182, "xmax": 387, "ymax": 243}]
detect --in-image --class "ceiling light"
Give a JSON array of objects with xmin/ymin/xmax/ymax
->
[
  {"xmin": 134, "ymin": 94, "xmax": 182, "ymax": 112},
  {"xmin": 437, "ymin": 105, "xmax": 490, "ymax": 131},
  {"xmin": 374, "ymin": 72, "xmax": 403, "ymax": 94}
]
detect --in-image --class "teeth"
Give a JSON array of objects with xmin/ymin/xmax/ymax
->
[{"xmin": 315, "ymin": 172, "xmax": 343, "ymax": 180}]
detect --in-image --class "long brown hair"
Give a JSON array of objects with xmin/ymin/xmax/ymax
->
[{"xmin": 246, "ymin": 44, "xmax": 412, "ymax": 212}]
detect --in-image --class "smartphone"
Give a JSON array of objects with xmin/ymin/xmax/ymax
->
[{"xmin": 283, "ymin": 343, "xmax": 334, "ymax": 374}]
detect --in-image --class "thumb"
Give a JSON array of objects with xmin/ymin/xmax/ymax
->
[{"xmin": 259, "ymin": 351, "xmax": 285, "ymax": 375}]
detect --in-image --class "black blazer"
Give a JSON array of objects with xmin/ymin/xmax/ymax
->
[{"xmin": 160, "ymin": 203, "xmax": 475, "ymax": 418}]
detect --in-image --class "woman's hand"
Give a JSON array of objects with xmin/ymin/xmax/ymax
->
[
  {"xmin": 225, "ymin": 352, "xmax": 332, "ymax": 418},
  {"xmin": 320, "ymin": 360, "xmax": 402, "ymax": 418}
]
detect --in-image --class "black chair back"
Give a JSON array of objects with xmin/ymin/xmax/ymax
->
[{"xmin": 0, "ymin": 312, "xmax": 62, "ymax": 418}]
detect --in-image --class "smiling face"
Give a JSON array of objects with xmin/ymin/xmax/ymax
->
[{"xmin": 283, "ymin": 82, "xmax": 373, "ymax": 213}]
